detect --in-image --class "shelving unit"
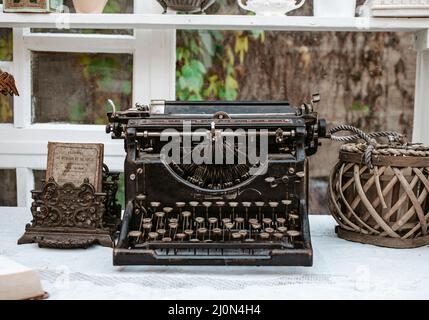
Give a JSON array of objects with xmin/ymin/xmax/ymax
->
[
  {"xmin": 0, "ymin": 13, "xmax": 429, "ymax": 31},
  {"xmin": 0, "ymin": 4, "xmax": 428, "ymax": 209}
]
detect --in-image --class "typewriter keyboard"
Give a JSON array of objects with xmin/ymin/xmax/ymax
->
[{"xmin": 128, "ymin": 200, "xmax": 303, "ymax": 247}]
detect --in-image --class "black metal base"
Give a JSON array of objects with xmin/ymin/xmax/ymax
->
[{"xmin": 113, "ymin": 247, "xmax": 313, "ymax": 266}]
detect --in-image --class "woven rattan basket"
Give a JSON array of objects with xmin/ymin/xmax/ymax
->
[{"xmin": 328, "ymin": 126, "xmax": 429, "ymax": 248}]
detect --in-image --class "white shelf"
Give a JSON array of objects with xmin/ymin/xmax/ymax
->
[{"xmin": 0, "ymin": 13, "xmax": 428, "ymax": 32}]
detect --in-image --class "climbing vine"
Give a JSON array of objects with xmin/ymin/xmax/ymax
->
[{"xmin": 176, "ymin": 26, "xmax": 265, "ymax": 101}]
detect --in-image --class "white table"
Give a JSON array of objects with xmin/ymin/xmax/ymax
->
[{"xmin": 1, "ymin": 208, "xmax": 428, "ymax": 300}]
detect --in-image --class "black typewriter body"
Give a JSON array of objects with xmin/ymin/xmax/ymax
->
[{"xmin": 107, "ymin": 99, "xmax": 326, "ymax": 266}]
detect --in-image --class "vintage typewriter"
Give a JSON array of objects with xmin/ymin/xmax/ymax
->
[{"xmin": 107, "ymin": 96, "xmax": 326, "ymax": 266}]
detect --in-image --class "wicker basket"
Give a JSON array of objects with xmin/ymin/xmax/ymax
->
[{"xmin": 328, "ymin": 127, "xmax": 429, "ymax": 248}]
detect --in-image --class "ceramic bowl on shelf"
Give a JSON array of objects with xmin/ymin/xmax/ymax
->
[
  {"xmin": 237, "ymin": 0, "xmax": 306, "ymax": 16},
  {"xmin": 73, "ymin": 0, "xmax": 108, "ymax": 14},
  {"xmin": 157, "ymin": 0, "xmax": 217, "ymax": 13}
]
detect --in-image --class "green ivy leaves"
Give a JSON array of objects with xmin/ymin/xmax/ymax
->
[{"xmin": 176, "ymin": 29, "xmax": 264, "ymax": 102}]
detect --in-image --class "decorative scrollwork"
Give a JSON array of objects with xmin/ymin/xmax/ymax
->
[
  {"xmin": 29, "ymin": 178, "xmax": 108, "ymax": 230},
  {"xmin": 19, "ymin": 164, "xmax": 121, "ymax": 249}
]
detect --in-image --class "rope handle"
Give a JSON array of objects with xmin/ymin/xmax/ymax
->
[{"xmin": 328, "ymin": 125, "xmax": 405, "ymax": 170}]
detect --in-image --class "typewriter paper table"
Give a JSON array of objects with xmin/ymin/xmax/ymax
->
[{"xmin": 1, "ymin": 208, "xmax": 428, "ymax": 300}]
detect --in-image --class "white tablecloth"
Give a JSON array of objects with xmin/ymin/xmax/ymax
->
[{"xmin": 1, "ymin": 207, "xmax": 428, "ymax": 300}]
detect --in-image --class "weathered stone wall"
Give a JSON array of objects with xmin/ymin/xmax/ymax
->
[{"xmin": 202, "ymin": 0, "xmax": 417, "ymax": 213}]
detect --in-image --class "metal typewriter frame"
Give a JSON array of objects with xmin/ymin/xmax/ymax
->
[{"xmin": 107, "ymin": 99, "xmax": 325, "ymax": 266}]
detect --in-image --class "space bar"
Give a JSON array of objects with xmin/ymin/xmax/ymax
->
[{"xmin": 153, "ymin": 255, "xmax": 271, "ymax": 260}]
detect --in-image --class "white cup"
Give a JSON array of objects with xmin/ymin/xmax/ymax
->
[
  {"xmin": 238, "ymin": 0, "xmax": 306, "ymax": 16},
  {"xmin": 313, "ymin": 0, "xmax": 357, "ymax": 17}
]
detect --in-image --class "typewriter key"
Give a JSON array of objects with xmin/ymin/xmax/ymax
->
[
  {"xmin": 232, "ymin": 233, "xmax": 241, "ymax": 240},
  {"xmin": 142, "ymin": 224, "xmax": 152, "ymax": 238},
  {"xmin": 176, "ymin": 202, "xmax": 186, "ymax": 208},
  {"xmin": 252, "ymin": 223, "xmax": 261, "ymax": 230},
  {"xmin": 148, "ymin": 232, "xmax": 159, "ymax": 240},
  {"xmin": 216, "ymin": 201, "xmax": 226, "ymax": 219},
  {"xmin": 287, "ymin": 230, "xmax": 301, "ymax": 243},
  {"xmin": 169, "ymin": 218, "xmax": 178, "ymax": 224},
  {"xmin": 181, "ymin": 211, "xmax": 191, "ymax": 230},
  {"xmin": 265, "ymin": 227, "xmax": 274, "ymax": 234},
  {"xmin": 155, "ymin": 212, "xmax": 165, "ymax": 229},
  {"xmin": 263, "ymin": 218, "xmax": 272, "ymax": 226},
  {"xmin": 251, "ymin": 223, "xmax": 261, "ymax": 241},
  {"xmin": 189, "ymin": 201, "xmax": 199, "ymax": 219},
  {"xmin": 274, "ymin": 233, "xmax": 284, "ymax": 240},
  {"xmin": 225, "ymin": 222, "xmax": 234, "ymax": 241},
  {"xmin": 213, "ymin": 228, "xmax": 222, "ymax": 240},
  {"xmin": 129, "ymin": 231, "xmax": 142, "ymax": 238},
  {"xmin": 282, "ymin": 200, "xmax": 292, "ymax": 219},
  {"xmin": 176, "ymin": 202, "xmax": 186, "ymax": 219},
  {"xmin": 255, "ymin": 202, "xmax": 265, "ymax": 220},
  {"xmin": 289, "ymin": 213, "xmax": 299, "ymax": 225},
  {"xmin": 208, "ymin": 218, "xmax": 218, "ymax": 240},
  {"xmin": 163, "ymin": 207, "xmax": 173, "ymax": 214},
  {"xmin": 195, "ymin": 217, "xmax": 205, "ymax": 227},
  {"xmin": 162, "ymin": 237, "xmax": 172, "ymax": 242},
  {"xmin": 182, "ymin": 211, "xmax": 191, "ymax": 218},
  {"xmin": 175, "ymin": 233, "xmax": 186, "ymax": 241},
  {"xmin": 276, "ymin": 218, "xmax": 286, "ymax": 226},
  {"xmin": 269, "ymin": 202, "xmax": 279, "ymax": 208},
  {"xmin": 235, "ymin": 217, "xmax": 245, "ymax": 229},
  {"xmin": 157, "ymin": 229, "xmax": 166, "ymax": 236},
  {"xmin": 225, "ymin": 222, "xmax": 234, "ymax": 229},
  {"xmin": 203, "ymin": 202, "xmax": 212, "ymax": 219},
  {"xmin": 197, "ymin": 227, "xmax": 208, "ymax": 239},
  {"xmin": 143, "ymin": 223, "xmax": 152, "ymax": 230},
  {"xmin": 269, "ymin": 202, "xmax": 279, "ymax": 219},
  {"xmin": 222, "ymin": 218, "xmax": 231, "ymax": 225},
  {"xmin": 184, "ymin": 229, "xmax": 194, "ymax": 238},
  {"xmin": 163, "ymin": 208, "xmax": 173, "ymax": 227},
  {"xmin": 143, "ymin": 218, "xmax": 152, "ymax": 224},
  {"xmin": 229, "ymin": 202, "xmax": 238, "ymax": 219},
  {"xmin": 248, "ymin": 218, "xmax": 258, "ymax": 225},
  {"xmin": 277, "ymin": 226, "xmax": 288, "ymax": 233},
  {"xmin": 168, "ymin": 223, "xmax": 178, "ymax": 238},
  {"xmin": 151, "ymin": 202, "xmax": 161, "ymax": 209},
  {"xmin": 260, "ymin": 232, "xmax": 270, "ymax": 240},
  {"xmin": 209, "ymin": 217, "xmax": 218, "ymax": 224},
  {"xmin": 239, "ymin": 230, "xmax": 248, "ymax": 238},
  {"xmin": 242, "ymin": 202, "xmax": 252, "ymax": 221},
  {"xmin": 235, "ymin": 217, "xmax": 244, "ymax": 223}
]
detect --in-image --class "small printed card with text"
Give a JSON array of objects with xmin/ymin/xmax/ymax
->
[{"xmin": 46, "ymin": 142, "xmax": 104, "ymax": 192}]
